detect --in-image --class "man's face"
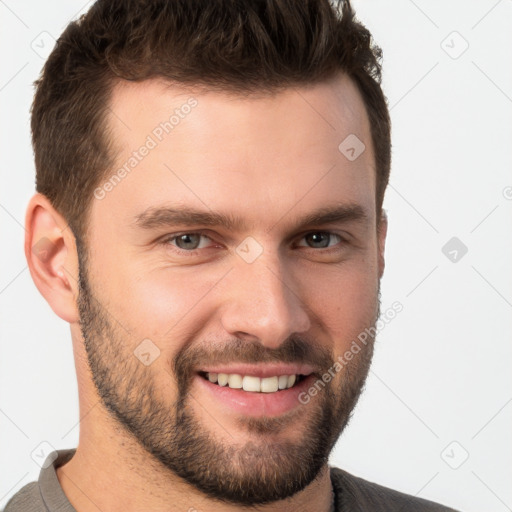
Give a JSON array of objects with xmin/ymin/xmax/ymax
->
[{"xmin": 77, "ymin": 75, "xmax": 385, "ymax": 504}]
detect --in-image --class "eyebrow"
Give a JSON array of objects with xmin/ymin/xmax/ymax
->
[{"xmin": 133, "ymin": 203, "xmax": 370, "ymax": 233}]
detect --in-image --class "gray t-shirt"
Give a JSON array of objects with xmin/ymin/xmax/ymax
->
[{"xmin": 3, "ymin": 449, "xmax": 459, "ymax": 511}]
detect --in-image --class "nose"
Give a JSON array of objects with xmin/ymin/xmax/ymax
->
[{"xmin": 219, "ymin": 254, "xmax": 311, "ymax": 349}]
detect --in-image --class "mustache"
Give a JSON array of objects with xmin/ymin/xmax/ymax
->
[{"xmin": 173, "ymin": 336, "xmax": 334, "ymax": 388}]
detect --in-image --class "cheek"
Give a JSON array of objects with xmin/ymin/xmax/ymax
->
[
  {"xmin": 297, "ymin": 258, "xmax": 379, "ymax": 352},
  {"xmin": 104, "ymin": 262, "xmax": 227, "ymax": 343}
]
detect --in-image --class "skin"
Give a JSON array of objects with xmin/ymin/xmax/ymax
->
[{"xmin": 25, "ymin": 73, "xmax": 387, "ymax": 512}]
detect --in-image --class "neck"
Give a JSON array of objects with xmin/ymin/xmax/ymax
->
[{"xmin": 56, "ymin": 399, "xmax": 334, "ymax": 512}]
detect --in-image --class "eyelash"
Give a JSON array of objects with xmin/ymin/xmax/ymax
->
[{"xmin": 159, "ymin": 230, "xmax": 347, "ymax": 255}]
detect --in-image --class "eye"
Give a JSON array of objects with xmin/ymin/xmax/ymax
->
[
  {"xmin": 159, "ymin": 230, "xmax": 346, "ymax": 255},
  {"xmin": 162, "ymin": 232, "xmax": 215, "ymax": 251},
  {"xmin": 297, "ymin": 231, "xmax": 344, "ymax": 249}
]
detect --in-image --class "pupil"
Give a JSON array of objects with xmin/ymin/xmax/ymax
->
[
  {"xmin": 308, "ymin": 232, "xmax": 329, "ymax": 248},
  {"xmin": 177, "ymin": 234, "xmax": 199, "ymax": 250}
]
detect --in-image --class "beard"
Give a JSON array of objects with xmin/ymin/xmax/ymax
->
[{"xmin": 76, "ymin": 245, "xmax": 379, "ymax": 505}]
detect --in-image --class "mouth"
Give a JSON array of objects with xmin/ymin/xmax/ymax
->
[
  {"xmin": 193, "ymin": 365, "xmax": 317, "ymax": 418},
  {"xmin": 199, "ymin": 371, "xmax": 307, "ymax": 393}
]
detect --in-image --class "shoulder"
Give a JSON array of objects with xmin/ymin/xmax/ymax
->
[
  {"xmin": 330, "ymin": 466, "xmax": 460, "ymax": 511},
  {"xmin": 2, "ymin": 482, "xmax": 45, "ymax": 512}
]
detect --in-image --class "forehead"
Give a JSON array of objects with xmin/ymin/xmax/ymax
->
[
  {"xmin": 95, "ymin": 75, "xmax": 375, "ymax": 235},
  {"xmin": 108, "ymin": 75, "xmax": 371, "ymax": 152}
]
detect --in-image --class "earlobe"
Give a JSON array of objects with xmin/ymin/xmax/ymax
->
[
  {"xmin": 377, "ymin": 209, "xmax": 388, "ymax": 279},
  {"xmin": 25, "ymin": 193, "xmax": 80, "ymax": 324}
]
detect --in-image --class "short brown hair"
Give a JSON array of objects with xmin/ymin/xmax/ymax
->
[{"xmin": 32, "ymin": 0, "xmax": 391, "ymax": 243}]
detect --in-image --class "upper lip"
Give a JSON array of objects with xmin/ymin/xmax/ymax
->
[{"xmin": 198, "ymin": 363, "xmax": 315, "ymax": 378}]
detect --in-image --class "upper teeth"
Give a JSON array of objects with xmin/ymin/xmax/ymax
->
[{"xmin": 206, "ymin": 373, "xmax": 297, "ymax": 392}]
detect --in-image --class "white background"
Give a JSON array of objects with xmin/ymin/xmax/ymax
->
[{"xmin": 1, "ymin": 1, "xmax": 511, "ymax": 511}]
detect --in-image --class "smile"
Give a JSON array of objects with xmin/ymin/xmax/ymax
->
[{"xmin": 201, "ymin": 372, "xmax": 307, "ymax": 393}]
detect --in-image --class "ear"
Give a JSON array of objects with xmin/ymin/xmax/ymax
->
[
  {"xmin": 25, "ymin": 193, "xmax": 80, "ymax": 324},
  {"xmin": 377, "ymin": 209, "xmax": 388, "ymax": 279}
]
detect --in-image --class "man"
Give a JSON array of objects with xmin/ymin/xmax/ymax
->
[{"xmin": 5, "ymin": 0, "xmax": 459, "ymax": 510}]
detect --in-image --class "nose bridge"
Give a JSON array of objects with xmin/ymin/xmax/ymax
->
[{"xmin": 219, "ymin": 250, "xmax": 311, "ymax": 348}]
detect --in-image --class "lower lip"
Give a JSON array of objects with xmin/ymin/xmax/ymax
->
[{"xmin": 194, "ymin": 374, "xmax": 315, "ymax": 417}]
